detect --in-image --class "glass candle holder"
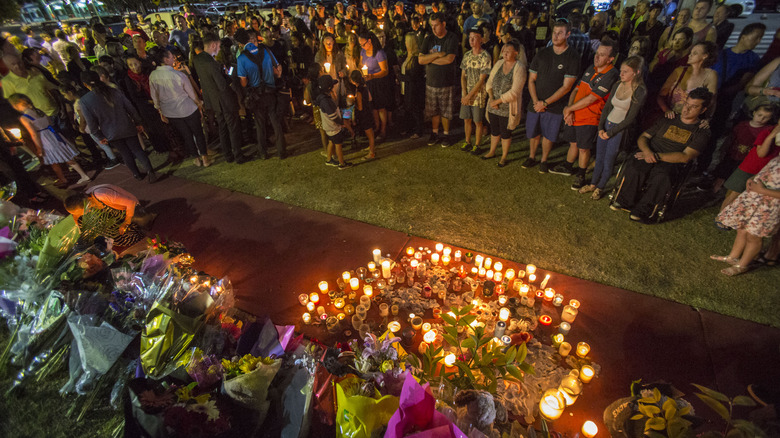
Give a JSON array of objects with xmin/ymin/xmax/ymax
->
[
  {"xmin": 498, "ymin": 295, "xmax": 508, "ymax": 305},
  {"xmin": 441, "ymin": 255, "xmax": 451, "ymax": 266},
  {"xmin": 576, "ymin": 342, "xmax": 590, "ymax": 358},
  {"xmin": 352, "ymin": 314, "xmax": 363, "ymax": 330},
  {"xmin": 388, "ymin": 320, "xmax": 401, "ymax": 333},
  {"xmin": 443, "ymin": 247, "xmax": 452, "ymax": 256},
  {"xmin": 582, "ymin": 421, "xmax": 598, "ymax": 438},
  {"xmin": 318, "ymin": 281, "xmax": 328, "ymax": 293},
  {"xmin": 373, "ymin": 248, "xmax": 382, "ymax": 263},
  {"xmin": 379, "ymin": 303, "xmax": 389, "ymax": 316},
  {"xmin": 391, "ymin": 304, "xmax": 399, "ymax": 316},
  {"xmin": 356, "ymin": 305, "xmax": 367, "ymax": 320},
  {"xmin": 368, "ymin": 261, "xmax": 376, "ymax": 271},
  {"xmin": 558, "ymin": 322, "xmax": 571, "ymax": 335},
  {"xmin": 363, "ymin": 285, "xmax": 373, "ymax": 297},
  {"xmin": 475, "ymin": 254, "xmax": 484, "ymax": 267},
  {"xmin": 345, "ymin": 304, "xmax": 355, "ymax": 315},
  {"xmin": 326, "ymin": 316, "xmax": 339, "ymax": 334},
  {"xmin": 561, "ymin": 304, "xmax": 579, "ymax": 323},
  {"xmin": 493, "ymin": 261, "xmax": 503, "ymax": 272},
  {"xmin": 553, "ymin": 293, "xmax": 564, "ymax": 306},
  {"xmin": 454, "ymin": 250, "xmax": 462, "ymax": 261},
  {"xmin": 526, "ymin": 264, "xmax": 537, "ymax": 275},
  {"xmin": 539, "ymin": 388, "xmax": 565, "ymax": 421},
  {"xmin": 431, "ymin": 253, "xmax": 440, "ymax": 264},
  {"xmin": 499, "ymin": 307, "xmax": 510, "ymax": 321},
  {"xmin": 411, "ymin": 316, "xmax": 423, "ymax": 330},
  {"xmin": 302, "ymin": 312, "xmax": 312, "ymax": 324},
  {"xmin": 342, "ymin": 271, "xmax": 351, "ymax": 282},
  {"xmin": 298, "ymin": 293, "xmax": 309, "ymax": 306},
  {"xmin": 381, "ymin": 260, "xmax": 392, "ymax": 278},
  {"xmin": 543, "ymin": 288, "xmax": 555, "ymax": 301},
  {"xmin": 580, "ymin": 365, "xmax": 595, "ymax": 383},
  {"xmin": 359, "ymin": 295, "xmax": 371, "ymax": 310},
  {"xmin": 334, "ymin": 298, "xmax": 345, "ymax": 309},
  {"xmin": 484, "ymin": 257, "xmax": 493, "ymax": 269},
  {"xmin": 350, "ymin": 278, "xmax": 360, "ymax": 291},
  {"xmin": 309, "ymin": 292, "xmax": 320, "ymax": 304}
]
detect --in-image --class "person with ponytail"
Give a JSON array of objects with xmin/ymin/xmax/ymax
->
[{"xmin": 79, "ymin": 70, "xmax": 157, "ymax": 183}]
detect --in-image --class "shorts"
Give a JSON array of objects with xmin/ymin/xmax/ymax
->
[
  {"xmin": 560, "ymin": 124, "xmax": 598, "ymax": 150},
  {"xmin": 459, "ymin": 104, "xmax": 485, "ymax": 123},
  {"xmin": 488, "ymin": 112, "xmax": 512, "ymax": 139},
  {"xmin": 525, "ymin": 111, "xmax": 563, "ymax": 142},
  {"xmin": 723, "ymin": 168, "xmax": 753, "ymax": 193},
  {"xmin": 424, "ymin": 85, "xmax": 455, "ymax": 120},
  {"xmin": 328, "ymin": 128, "xmax": 348, "ymax": 145}
]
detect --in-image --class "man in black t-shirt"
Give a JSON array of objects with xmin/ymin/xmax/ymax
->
[
  {"xmin": 612, "ymin": 87, "xmax": 713, "ymax": 222},
  {"xmin": 523, "ymin": 19, "xmax": 579, "ymax": 173},
  {"xmin": 420, "ymin": 12, "xmax": 460, "ymax": 147}
]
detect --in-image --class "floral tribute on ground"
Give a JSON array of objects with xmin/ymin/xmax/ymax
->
[{"xmin": 0, "ymin": 199, "xmax": 601, "ymax": 437}]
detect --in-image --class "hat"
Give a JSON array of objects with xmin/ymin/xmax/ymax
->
[{"xmin": 318, "ymin": 75, "xmax": 338, "ymax": 90}]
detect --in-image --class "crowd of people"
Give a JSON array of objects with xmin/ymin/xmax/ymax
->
[{"xmin": 1, "ymin": 0, "xmax": 780, "ymax": 275}]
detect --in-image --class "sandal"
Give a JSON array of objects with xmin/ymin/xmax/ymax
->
[
  {"xmin": 591, "ymin": 188, "xmax": 604, "ymax": 200},
  {"xmin": 710, "ymin": 255, "xmax": 740, "ymax": 265},
  {"xmin": 721, "ymin": 264, "xmax": 749, "ymax": 276}
]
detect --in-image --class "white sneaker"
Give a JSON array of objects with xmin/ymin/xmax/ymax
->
[{"xmin": 75, "ymin": 175, "xmax": 91, "ymax": 185}]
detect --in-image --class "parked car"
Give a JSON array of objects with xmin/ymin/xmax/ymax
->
[{"xmin": 723, "ymin": 0, "xmax": 756, "ymax": 17}]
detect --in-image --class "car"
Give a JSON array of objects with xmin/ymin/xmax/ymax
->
[
  {"xmin": 723, "ymin": 0, "xmax": 756, "ymax": 17},
  {"xmin": 556, "ymin": 0, "xmax": 586, "ymax": 18}
]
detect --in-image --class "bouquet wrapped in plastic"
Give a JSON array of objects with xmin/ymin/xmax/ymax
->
[
  {"xmin": 220, "ymin": 353, "xmax": 281, "ymax": 426},
  {"xmin": 140, "ymin": 302, "xmax": 203, "ymax": 378},
  {"xmin": 335, "ymin": 374, "xmax": 401, "ymax": 438},
  {"xmin": 385, "ymin": 372, "xmax": 468, "ymax": 438}
]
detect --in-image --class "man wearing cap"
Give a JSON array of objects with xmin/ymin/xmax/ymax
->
[
  {"xmin": 460, "ymin": 24, "xmax": 492, "ymax": 154},
  {"xmin": 463, "ymin": 0, "xmax": 492, "ymax": 51},
  {"xmin": 420, "ymin": 12, "xmax": 460, "ymax": 147}
]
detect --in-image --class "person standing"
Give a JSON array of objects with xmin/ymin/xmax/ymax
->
[
  {"xmin": 551, "ymin": 39, "xmax": 620, "ymax": 190},
  {"xmin": 460, "ymin": 25, "xmax": 492, "ymax": 154},
  {"xmin": 420, "ymin": 12, "xmax": 459, "ymax": 147},
  {"xmin": 711, "ymin": 4, "xmax": 734, "ymax": 50},
  {"xmin": 2, "ymin": 54, "xmax": 59, "ymax": 120},
  {"xmin": 169, "ymin": 15, "xmax": 197, "ymax": 59},
  {"xmin": 522, "ymin": 19, "xmax": 579, "ymax": 173},
  {"xmin": 194, "ymin": 32, "xmax": 245, "ymax": 163},
  {"xmin": 688, "ymin": 0, "xmax": 717, "ymax": 45},
  {"xmin": 634, "ymin": 4, "xmax": 665, "ymax": 54}
]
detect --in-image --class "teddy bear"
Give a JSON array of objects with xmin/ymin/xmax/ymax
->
[{"xmin": 453, "ymin": 389, "xmax": 508, "ymax": 437}]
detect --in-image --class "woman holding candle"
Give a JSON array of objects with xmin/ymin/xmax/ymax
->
[
  {"xmin": 358, "ymin": 32, "xmax": 392, "ymax": 141},
  {"xmin": 482, "ymin": 39, "xmax": 526, "ymax": 168},
  {"xmin": 314, "ymin": 33, "xmax": 348, "ymax": 85}
]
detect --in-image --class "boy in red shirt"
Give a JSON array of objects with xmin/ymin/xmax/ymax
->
[{"xmin": 720, "ymin": 121, "xmax": 780, "ymax": 211}]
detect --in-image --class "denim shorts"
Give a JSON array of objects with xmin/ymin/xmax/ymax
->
[
  {"xmin": 525, "ymin": 111, "xmax": 563, "ymax": 142},
  {"xmin": 459, "ymin": 104, "xmax": 485, "ymax": 123}
]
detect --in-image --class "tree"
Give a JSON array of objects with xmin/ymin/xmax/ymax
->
[{"xmin": 0, "ymin": 0, "xmax": 21, "ymax": 22}]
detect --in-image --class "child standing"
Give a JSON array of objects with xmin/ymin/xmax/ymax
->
[
  {"xmin": 315, "ymin": 76, "xmax": 352, "ymax": 170},
  {"xmin": 720, "ymin": 123, "xmax": 780, "ymax": 212},
  {"xmin": 9, "ymin": 93, "xmax": 91, "ymax": 188},
  {"xmin": 349, "ymin": 70, "xmax": 377, "ymax": 160}
]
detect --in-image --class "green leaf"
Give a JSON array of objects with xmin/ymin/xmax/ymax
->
[
  {"xmin": 460, "ymin": 304, "xmax": 474, "ymax": 315},
  {"xmin": 692, "ymin": 384, "xmax": 730, "ymax": 402},
  {"xmin": 455, "ymin": 361, "xmax": 475, "ymax": 381},
  {"xmin": 695, "ymin": 393, "xmax": 731, "ymax": 421},
  {"xmin": 461, "ymin": 314, "xmax": 477, "ymax": 327},
  {"xmin": 504, "ymin": 346, "xmax": 517, "ymax": 365},
  {"xmin": 442, "ymin": 334, "xmax": 458, "ymax": 348},
  {"xmin": 443, "ymin": 326, "xmax": 458, "ymax": 338},
  {"xmin": 461, "ymin": 337, "xmax": 476, "ymax": 349},
  {"xmin": 516, "ymin": 343, "xmax": 528, "ymax": 364},
  {"xmin": 630, "ymin": 414, "xmax": 645, "ymax": 420},
  {"xmin": 646, "ymin": 417, "xmax": 666, "ymax": 431},
  {"xmin": 668, "ymin": 418, "xmax": 693, "ymax": 438},
  {"xmin": 430, "ymin": 346, "xmax": 443, "ymax": 358},
  {"xmin": 732, "ymin": 396, "xmax": 756, "ymax": 407},
  {"xmin": 518, "ymin": 361, "xmax": 535, "ymax": 375},
  {"xmin": 506, "ymin": 364, "xmax": 524, "ymax": 380},
  {"xmin": 440, "ymin": 312, "xmax": 457, "ymax": 326},
  {"xmin": 639, "ymin": 404, "xmax": 662, "ymax": 417}
]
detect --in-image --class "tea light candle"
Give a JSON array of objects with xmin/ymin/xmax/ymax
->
[
  {"xmin": 381, "ymin": 260, "xmax": 391, "ymax": 278},
  {"xmin": 582, "ymin": 421, "xmax": 598, "ymax": 438},
  {"xmin": 484, "ymin": 258, "xmax": 493, "ymax": 269},
  {"xmin": 551, "ymin": 333, "xmax": 564, "ymax": 347},
  {"xmin": 559, "ymin": 341, "xmax": 572, "ymax": 357},
  {"xmin": 471, "ymin": 267, "xmax": 479, "ymax": 275},
  {"xmin": 576, "ymin": 342, "xmax": 590, "ymax": 358},
  {"xmin": 475, "ymin": 254, "xmax": 484, "ymax": 267},
  {"xmin": 561, "ymin": 304, "xmax": 579, "ymax": 323},
  {"xmin": 302, "ymin": 312, "xmax": 312, "ymax": 324},
  {"xmin": 368, "ymin": 261, "xmax": 376, "ymax": 271},
  {"xmin": 494, "ymin": 320, "xmax": 507, "ymax": 337},
  {"xmin": 309, "ymin": 292, "xmax": 320, "ymax": 304},
  {"xmin": 528, "ymin": 273, "xmax": 537, "ymax": 283},
  {"xmin": 423, "ymin": 329, "xmax": 436, "ymax": 343},
  {"xmin": 306, "ymin": 301, "xmax": 316, "ymax": 312},
  {"xmin": 337, "ymin": 312, "xmax": 346, "ymax": 320},
  {"xmin": 486, "ymin": 270, "xmax": 494, "ymax": 280},
  {"xmin": 431, "ymin": 253, "xmax": 440, "ymax": 264},
  {"xmin": 570, "ymin": 299, "xmax": 580, "ymax": 309},
  {"xmin": 363, "ymin": 285, "xmax": 373, "ymax": 297},
  {"xmin": 379, "ymin": 303, "xmax": 389, "ymax": 316},
  {"xmin": 443, "ymin": 353, "xmax": 456, "ymax": 367},
  {"xmin": 298, "ymin": 293, "xmax": 309, "ymax": 306},
  {"xmin": 539, "ymin": 315, "xmax": 552, "ymax": 326},
  {"xmin": 478, "ymin": 267, "xmax": 486, "ymax": 277},
  {"xmin": 349, "ymin": 278, "xmax": 359, "ymax": 290},
  {"xmin": 373, "ymin": 249, "xmax": 382, "ymax": 263},
  {"xmin": 558, "ymin": 322, "xmax": 571, "ymax": 335},
  {"xmin": 443, "ymin": 247, "xmax": 452, "ymax": 256},
  {"xmin": 435, "ymin": 243, "xmax": 443, "ymax": 252},
  {"xmin": 499, "ymin": 307, "xmax": 510, "ymax": 322},
  {"xmin": 505, "ymin": 269, "xmax": 515, "ymax": 281},
  {"xmin": 553, "ymin": 293, "xmax": 564, "ymax": 306},
  {"xmin": 539, "ymin": 389, "xmax": 565, "ymax": 421},
  {"xmin": 334, "ymin": 298, "xmax": 345, "ymax": 309},
  {"xmin": 414, "ymin": 251, "xmax": 422, "ymax": 260},
  {"xmin": 580, "ymin": 365, "xmax": 595, "ymax": 383},
  {"xmin": 318, "ymin": 281, "xmax": 328, "ymax": 293},
  {"xmin": 498, "ymin": 295, "xmax": 508, "ymax": 305},
  {"xmin": 519, "ymin": 284, "xmax": 530, "ymax": 296},
  {"xmin": 422, "ymin": 322, "xmax": 432, "ymax": 332},
  {"xmin": 406, "ymin": 246, "xmax": 415, "ymax": 256},
  {"xmin": 494, "ymin": 271, "xmax": 503, "ymax": 282},
  {"xmin": 410, "ymin": 259, "xmax": 419, "ymax": 269},
  {"xmin": 540, "ymin": 273, "xmax": 551, "ymax": 289},
  {"xmin": 388, "ymin": 320, "xmax": 401, "ymax": 333},
  {"xmin": 454, "ymin": 250, "xmax": 462, "ymax": 261},
  {"xmin": 442, "ymin": 255, "xmax": 451, "ymax": 266},
  {"xmin": 411, "ymin": 316, "xmax": 423, "ymax": 330},
  {"xmin": 501, "ymin": 335, "xmax": 512, "ymax": 345},
  {"xmin": 526, "ymin": 264, "xmax": 536, "ymax": 275},
  {"xmin": 342, "ymin": 271, "xmax": 351, "ymax": 282},
  {"xmin": 543, "ymin": 288, "xmax": 555, "ymax": 301}
]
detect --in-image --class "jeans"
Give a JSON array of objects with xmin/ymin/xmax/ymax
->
[
  {"xmin": 89, "ymin": 133, "xmax": 116, "ymax": 160},
  {"xmin": 615, "ymin": 158, "xmax": 685, "ymax": 217},
  {"xmin": 249, "ymin": 91, "xmax": 285, "ymax": 157},
  {"xmin": 168, "ymin": 110, "xmax": 207, "ymax": 157},
  {"xmin": 108, "ymin": 136, "xmax": 152, "ymax": 177},
  {"xmin": 591, "ymin": 121, "xmax": 623, "ymax": 189}
]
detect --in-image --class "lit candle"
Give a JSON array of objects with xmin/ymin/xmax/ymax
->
[
  {"xmin": 478, "ymin": 267, "xmax": 486, "ymax": 277},
  {"xmin": 486, "ymin": 270, "xmax": 494, "ymax": 280},
  {"xmin": 505, "ymin": 269, "xmax": 515, "ymax": 281},
  {"xmin": 443, "ymin": 353, "xmax": 456, "ymax": 367},
  {"xmin": 309, "ymin": 292, "xmax": 320, "ymax": 304},
  {"xmin": 410, "ymin": 259, "xmax": 419, "ymax": 269},
  {"xmin": 318, "ymin": 281, "xmax": 328, "ymax": 293},
  {"xmin": 406, "ymin": 246, "xmax": 415, "ymax": 256},
  {"xmin": 363, "ymin": 285, "xmax": 373, "ymax": 297},
  {"xmin": 494, "ymin": 271, "xmax": 503, "ymax": 282},
  {"xmin": 324, "ymin": 62, "xmax": 331, "ymax": 73},
  {"xmin": 373, "ymin": 249, "xmax": 382, "ymax": 263},
  {"xmin": 8, "ymin": 128, "xmax": 22, "ymax": 140},
  {"xmin": 528, "ymin": 273, "xmax": 537, "ymax": 283},
  {"xmin": 388, "ymin": 320, "xmax": 401, "ymax": 333},
  {"xmin": 539, "ymin": 389, "xmax": 565, "ymax": 421},
  {"xmin": 381, "ymin": 260, "xmax": 391, "ymax": 278},
  {"xmin": 543, "ymin": 288, "xmax": 555, "ymax": 301},
  {"xmin": 431, "ymin": 253, "xmax": 440, "ymax": 264},
  {"xmin": 484, "ymin": 258, "xmax": 492, "ymax": 269},
  {"xmin": 553, "ymin": 293, "xmax": 564, "ymax": 306},
  {"xmin": 471, "ymin": 267, "xmax": 478, "ymax": 275},
  {"xmin": 345, "ymin": 304, "xmax": 355, "ymax": 315},
  {"xmin": 475, "ymin": 255, "xmax": 484, "ymax": 267},
  {"xmin": 498, "ymin": 295, "xmax": 508, "ymax": 305},
  {"xmin": 551, "ymin": 333, "xmax": 564, "ymax": 347},
  {"xmin": 526, "ymin": 264, "xmax": 536, "ymax": 275},
  {"xmin": 298, "ymin": 293, "xmax": 309, "ymax": 306},
  {"xmin": 414, "ymin": 251, "xmax": 422, "ymax": 260},
  {"xmin": 570, "ymin": 299, "xmax": 580, "ymax": 309},
  {"xmin": 576, "ymin": 342, "xmax": 590, "ymax": 358},
  {"xmin": 441, "ymin": 255, "xmax": 451, "ymax": 266},
  {"xmin": 561, "ymin": 304, "xmax": 579, "ymax": 323},
  {"xmin": 539, "ymin": 315, "xmax": 552, "ymax": 326},
  {"xmin": 454, "ymin": 250, "xmax": 462, "ymax": 261},
  {"xmin": 334, "ymin": 297, "xmax": 345, "ymax": 309},
  {"xmin": 362, "ymin": 64, "xmax": 368, "ymax": 76},
  {"xmin": 411, "ymin": 316, "xmax": 423, "ymax": 330},
  {"xmin": 520, "ymin": 284, "xmax": 530, "ymax": 296},
  {"xmin": 337, "ymin": 312, "xmax": 346, "ymax": 320},
  {"xmin": 368, "ymin": 261, "xmax": 376, "ymax": 271},
  {"xmin": 342, "ymin": 271, "xmax": 351, "ymax": 282},
  {"xmin": 422, "ymin": 322, "xmax": 432, "ymax": 332},
  {"xmin": 443, "ymin": 247, "xmax": 452, "ymax": 256},
  {"xmin": 499, "ymin": 307, "xmax": 510, "ymax": 321},
  {"xmin": 350, "ymin": 278, "xmax": 359, "ymax": 290},
  {"xmin": 559, "ymin": 322, "xmax": 571, "ymax": 335},
  {"xmin": 189, "ymin": 275, "xmax": 198, "ymax": 284},
  {"xmin": 306, "ymin": 301, "xmax": 316, "ymax": 312},
  {"xmin": 540, "ymin": 273, "xmax": 551, "ymax": 289},
  {"xmin": 559, "ymin": 341, "xmax": 572, "ymax": 357},
  {"xmin": 302, "ymin": 312, "xmax": 312, "ymax": 324},
  {"xmin": 582, "ymin": 421, "xmax": 598, "ymax": 438},
  {"xmin": 423, "ymin": 329, "xmax": 436, "ymax": 343},
  {"xmin": 435, "ymin": 243, "xmax": 443, "ymax": 252},
  {"xmin": 580, "ymin": 365, "xmax": 595, "ymax": 384}
]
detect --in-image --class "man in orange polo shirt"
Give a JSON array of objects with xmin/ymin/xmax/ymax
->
[{"xmin": 550, "ymin": 38, "xmax": 619, "ymax": 190}]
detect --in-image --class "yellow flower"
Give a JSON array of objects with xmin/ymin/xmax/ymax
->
[{"xmin": 381, "ymin": 360, "xmax": 394, "ymax": 373}]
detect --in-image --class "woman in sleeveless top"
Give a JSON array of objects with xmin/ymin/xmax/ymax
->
[
  {"xmin": 657, "ymin": 41, "xmax": 718, "ymax": 119},
  {"xmin": 687, "ymin": 0, "xmax": 717, "ymax": 45}
]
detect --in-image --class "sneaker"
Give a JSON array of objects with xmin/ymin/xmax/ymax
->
[
  {"xmin": 461, "ymin": 141, "xmax": 472, "ymax": 152},
  {"xmin": 105, "ymin": 160, "xmax": 120, "ymax": 170},
  {"xmin": 338, "ymin": 161, "xmax": 354, "ymax": 170},
  {"xmin": 361, "ymin": 154, "xmax": 376, "ymax": 161},
  {"xmin": 75, "ymin": 175, "xmax": 91, "ymax": 185},
  {"xmin": 591, "ymin": 188, "xmax": 604, "ymax": 200},
  {"xmin": 629, "ymin": 214, "xmax": 644, "ymax": 222},
  {"xmin": 610, "ymin": 202, "xmax": 629, "ymax": 212},
  {"xmin": 440, "ymin": 136, "xmax": 454, "ymax": 148},
  {"xmin": 521, "ymin": 158, "xmax": 538, "ymax": 169},
  {"xmin": 570, "ymin": 175, "xmax": 586, "ymax": 190},
  {"xmin": 578, "ymin": 184, "xmax": 596, "ymax": 194},
  {"xmin": 539, "ymin": 162, "xmax": 549, "ymax": 173},
  {"xmin": 320, "ymin": 150, "xmax": 328, "ymax": 158},
  {"xmin": 550, "ymin": 162, "xmax": 574, "ymax": 176},
  {"xmin": 325, "ymin": 158, "xmax": 339, "ymax": 167},
  {"xmin": 470, "ymin": 145, "xmax": 482, "ymax": 156},
  {"xmin": 427, "ymin": 133, "xmax": 439, "ymax": 145}
]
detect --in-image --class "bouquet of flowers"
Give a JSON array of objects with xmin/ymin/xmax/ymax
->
[{"xmin": 220, "ymin": 353, "xmax": 281, "ymax": 426}]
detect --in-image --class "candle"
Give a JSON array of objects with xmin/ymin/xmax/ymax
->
[
  {"xmin": 551, "ymin": 333, "xmax": 564, "ymax": 347},
  {"xmin": 431, "ymin": 253, "xmax": 440, "ymax": 264},
  {"xmin": 559, "ymin": 369, "xmax": 583, "ymax": 406},
  {"xmin": 302, "ymin": 313, "xmax": 312, "ymax": 324},
  {"xmin": 582, "ymin": 421, "xmax": 598, "ymax": 438},
  {"xmin": 362, "ymin": 64, "xmax": 368, "ymax": 76},
  {"xmin": 561, "ymin": 304, "xmax": 579, "ymax": 323},
  {"xmin": 454, "ymin": 250, "xmax": 462, "ymax": 261},
  {"xmin": 334, "ymin": 298, "xmax": 345, "ymax": 309},
  {"xmin": 558, "ymin": 322, "xmax": 571, "ymax": 335},
  {"xmin": 324, "ymin": 62, "xmax": 331, "ymax": 73},
  {"xmin": 433, "ymin": 307, "xmax": 442, "ymax": 319},
  {"xmin": 317, "ymin": 305, "xmax": 326, "ymax": 316},
  {"xmin": 519, "ymin": 284, "xmax": 529, "ymax": 296},
  {"xmin": 526, "ymin": 264, "xmax": 536, "ymax": 275},
  {"xmin": 306, "ymin": 301, "xmax": 316, "ymax": 312},
  {"xmin": 540, "ymin": 274, "xmax": 551, "ymax": 289},
  {"xmin": 309, "ymin": 292, "xmax": 320, "ymax": 304},
  {"xmin": 379, "ymin": 303, "xmax": 389, "ymax": 316},
  {"xmin": 539, "ymin": 389, "xmax": 565, "ymax": 421},
  {"xmin": 441, "ymin": 255, "xmax": 451, "ymax": 266},
  {"xmin": 349, "ymin": 278, "xmax": 359, "ymax": 290},
  {"xmin": 494, "ymin": 271, "xmax": 503, "ymax": 282},
  {"xmin": 344, "ymin": 304, "xmax": 355, "ymax": 315},
  {"xmin": 342, "ymin": 271, "xmax": 351, "ymax": 282},
  {"xmin": 493, "ymin": 261, "xmax": 503, "ymax": 272},
  {"xmin": 498, "ymin": 295, "xmax": 508, "ymax": 305},
  {"xmin": 580, "ymin": 365, "xmax": 595, "ymax": 383},
  {"xmin": 539, "ymin": 315, "xmax": 552, "ymax": 326},
  {"xmin": 471, "ymin": 267, "xmax": 478, "ymax": 275},
  {"xmin": 435, "ymin": 243, "xmax": 443, "ymax": 252},
  {"xmin": 406, "ymin": 246, "xmax": 415, "ymax": 256},
  {"xmin": 411, "ymin": 316, "xmax": 423, "ymax": 330},
  {"xmin": 543, "ymin": 288, "xmax": 555, "ymax": 301},
  {"xmin": 475, "ymin": 255, "xmax": 484, "ymax": 267},
  {"xmin": 381, "ymin": 260, "xmax": 391, "ymax": 278},
  {"xmin": 363, "ymin": 285, "xmax": 373, "ymax": 297},
  {"xmin": 443, "ymin": 353, "xmax": 456, "ymax": 367},
  {"xmin": 570, "ymin": 299, "xmax": 580, "ymax": 308},
  {"xmin": 443, "ymin": 247, "xmax": 452, "ymax": 256},
  {"xmin": 414, "ymin": 251, "xmax": 422, "ymax": 260},
  {"xmin": 486, "ymin": 270, "xmax": 494, "ymax": 280},
  {"xmin": 352, "ymin": 315, "xmax": 363, "ymax": 330},
  {"xmin": 484, "ymin": 258, "xmax": 493, "ymax": 269},
  {"xmin": 410, "ymin": 259, "xmax": 419, "ymax": 269},
  {"xmin": 576, "ymin": 342, "xmax": 590, "ymax": 358},
  {"xmin": 422, "ymin": 322, "xmax": 432, "ymax": 332},
  {"xmin": 499, "ymin": 307, "xmax": 510, "ymax": 321},
  {"xmin": 337, "ymin": 312, "xmax": 346, "ymax": 320},
  {"xmin": 494, "ymin": 320, "xmax": 507, "ymax": 337},
  {"xmin": 528, "ymin": 273, "xmax": 537, "ymax": 283},
  {"xmin": 298, "ymin": 293, "xmax": 309, "ymax": 306},
  {"xmin": 368, "ymin": 261, "xmax": 376, "ymax": 271},
  {"xmin": 505, "ymin": 269, "xmax": 515, "ymax": 281},
  {"xmin": 559, "ymin": 341, "xmax": 572, "ymax": 357},
  {"xmin": 478, "ymin": 267, "xmax": 486, "ymax": 278},
  {"xmin": 553, "ymin": 293, "xmax": 564, "ymax": 306},
  {"xmin": 501, "ymin": 335, "xmax": 512, "ymax": 346},
  {"xmin": 388, "ymin": 320, "xmax": 401, "ymax": 333},
  {"xmin": 423, "ymin": 329, "xmax": 436, "ymax": 343},
  {"xmin": 318, "ymin": 281, "xmax": 328, "ymax": 293}
]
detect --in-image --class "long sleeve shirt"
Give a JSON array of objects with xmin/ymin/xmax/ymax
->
[
  {"xmin": 149, "ymin": 65, "xmax": 200, "ymax": 118},
  {"xmin": 80, "ymin": 88, "xmax": 142, "ymax": 141}
]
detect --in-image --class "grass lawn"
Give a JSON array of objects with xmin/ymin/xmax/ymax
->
[{"xmin": 145, "ymin": 126, "xmax": 780, "ymax": 329}]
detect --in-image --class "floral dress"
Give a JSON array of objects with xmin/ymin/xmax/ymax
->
[{"xmin": 717, "ymin": 155, "xmax": 780, "ymax": 237}]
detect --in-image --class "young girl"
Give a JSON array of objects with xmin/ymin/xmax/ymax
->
[
  {"xmin": 349, "ymin": 70, "xmax": 376, "ymax": 160},
  {"xmin": 315, "ymin": 75, "xmax": 352, "ymax": 170},
  {"xmin": 9, "ymin": 93, "xmax": 91, "ymax": 188}
]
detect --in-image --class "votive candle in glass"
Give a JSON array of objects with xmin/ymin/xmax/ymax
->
[
  {"xmin": 443, "ymin": 247, "xmax": 452, "ymax": 256},
  {"xmin": 373, "ymin": 248, "xmax": 382, "ymax": 263},
  {"xmin": 388, "ymin": 320, "xmax": 401, "ymax": 333},
  {"xmin": 423, "ymin": 329, "xmax": 436, "ymax": 343},
  {"xmin": 478, "ymin": 267, "xmax": 486, "ymax": 278},
  {"xmin": 494, "ymin": 321, "xmax": 507, "ymax": 337},
  {"xmin": 406, "ymin": 246, "xmax": 415, "ymax": 256},
  {"xmin": 368, "ymin": 261, "xmax": 376, "ymax": 271},
  {"xmin": 576, "ymin": 342, "xmax": 590, "ymax": 358},
  {"xmin": 302, "ymin": 312, "xmax": 312, "ymax": 324},
  {"xmin": 499, "ymin": 307, "xmax": 510, "ymax": 321},
  {"xmin": 443, "ymin": 353, "xmax": 456, "ymax": 367},
  {"xmin": 582, "ymin": 421, "xmax": 598, "ymax": 438},
  {"xmin": 431, "ymin": 253, "xmax": 440, "ymax": 264},
  {"xmin": 498, "ymin": 295, "xmax": 508, "ymax": 305},
  {"xmin": 334, "ymin": 297, "xmax": 346, "ymax": 309},
  {"xmin": 553, "ymin": 293, "xmax": 564, "ymax": 306},
  {"xmin": 505, "ymin": 269, "xmax": 515, "ymax": 281},
  {"xmin": 422, "ymin": 322, "xmax": 432, "ymax": 332},
  {"xmin": 543, "ymin": 288, "xmax": 555, "ymax": 301},
  {"xmin": 494, "ymin": 271, "xmax": 503, "ymax": 282},
  {"xmin": 551, "ymin": 333, "xmax": 564, "ymax": 347},
  {"xmin": 345, "ymin": 304, "xmax": 355, "ymax": 315},
  {"xmin": 298, "ymin": 293, "xmax": 309, "ymax": 306},
  {"xmin": 539, "ymin": 388, "xmax": 565, "ymax": 421},
  {"xmin": 342, "ymin": 271, "xmax": 351, "ymax": 282},
  {"xmin": 337, "ymin": 312, "xmax": 346, "ymax": 320},
  {"xmin": 520, "ymin": 284, "xmax": 530, "ymax": 297},
  {"xmin": 528, "ymin": 273, "xmax": 537, "ymax": 283},
  {"xmin": 580, "ymin": 365, "xmax": 595, "ymax": 383},
  {"xmin": 561, "ymin": 304, "xmax": 579, "ymax": 323},
  {"xmin": 435, "ymin": 243, "xmax": 444, "ymax": 252},
  {"xmin": 363, "ymin": 285, "xmax": 373, "ymax": 297},
  {"xmin": 484, "ymin": 257, "xmax": 493, "ymax": 269},
  {"xmin": 411, "ymin": 316, "xmax": 423, "ymax": 330},
  {"xmin": 306, "ymin": 301, "xmax": 316, "ymax": 312},
  {"xmin": 381, "ymin": 260, "xmax": 392, "ymax": 278},
  {"xmin": 559, "ymin": 341, "xmax": 572, "ymax": 357},
  {"xmin": 475, "ymin": 254, "xmax": 484, "ymax": 267},
  {"xmin": 559, "ymin": 322, "xmax": 571, "ymax": 335},
  {"xmin": 350, "ymin": 277, "xmax": 359, "ymax": 290},
  {"xmin": 486, "ymin": 270, "xmax": 494, "ymax": 280},
  {"xmin": 526, "ymin": 264, "xmax": 537, "ymax": 275},
  {"xmin": 309, "ymin": 292, "xmax": 320, "ymax": 304},
  {"xmin": 442, "ymin": 255, "xmax": 451, "ymax": 266},
  {"xmin": 454, "ymin": 250, "xmax": 462, "ymax": 261},
  {"xmin": 318, "ymin": 281, "xmax": 328, "ymax": 293}
]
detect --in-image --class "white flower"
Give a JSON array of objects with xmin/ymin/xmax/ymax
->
[{"xmin": 187, "ymin": 399, "xmax": 220, "ymax": 421}]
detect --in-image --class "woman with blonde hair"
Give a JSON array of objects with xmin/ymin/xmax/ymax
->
[{"xmin": 400, "ymin": 32, "xmax": 425, "ymax": 138}]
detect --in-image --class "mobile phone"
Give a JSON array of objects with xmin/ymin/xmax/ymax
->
[{"xmin": 227, "ymin": 66, "xmax": 234, "ymax": 75}]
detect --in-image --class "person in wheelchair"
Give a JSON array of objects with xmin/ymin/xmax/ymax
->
[{"xmin": 611, "ymin": 87, "xmax": 713, "ymax": 222}]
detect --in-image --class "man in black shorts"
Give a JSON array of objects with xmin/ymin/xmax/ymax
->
[
  {"xmin": 523, "ymin": 19, "xmax": 579, "ymax": 173},
  {"xmin": 612, "ymin": 87, "xmax": 712, "ymax": 222},
  {"xmin": 420, "ymin": 12, "xmax": 459, "ymax": 147}
]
